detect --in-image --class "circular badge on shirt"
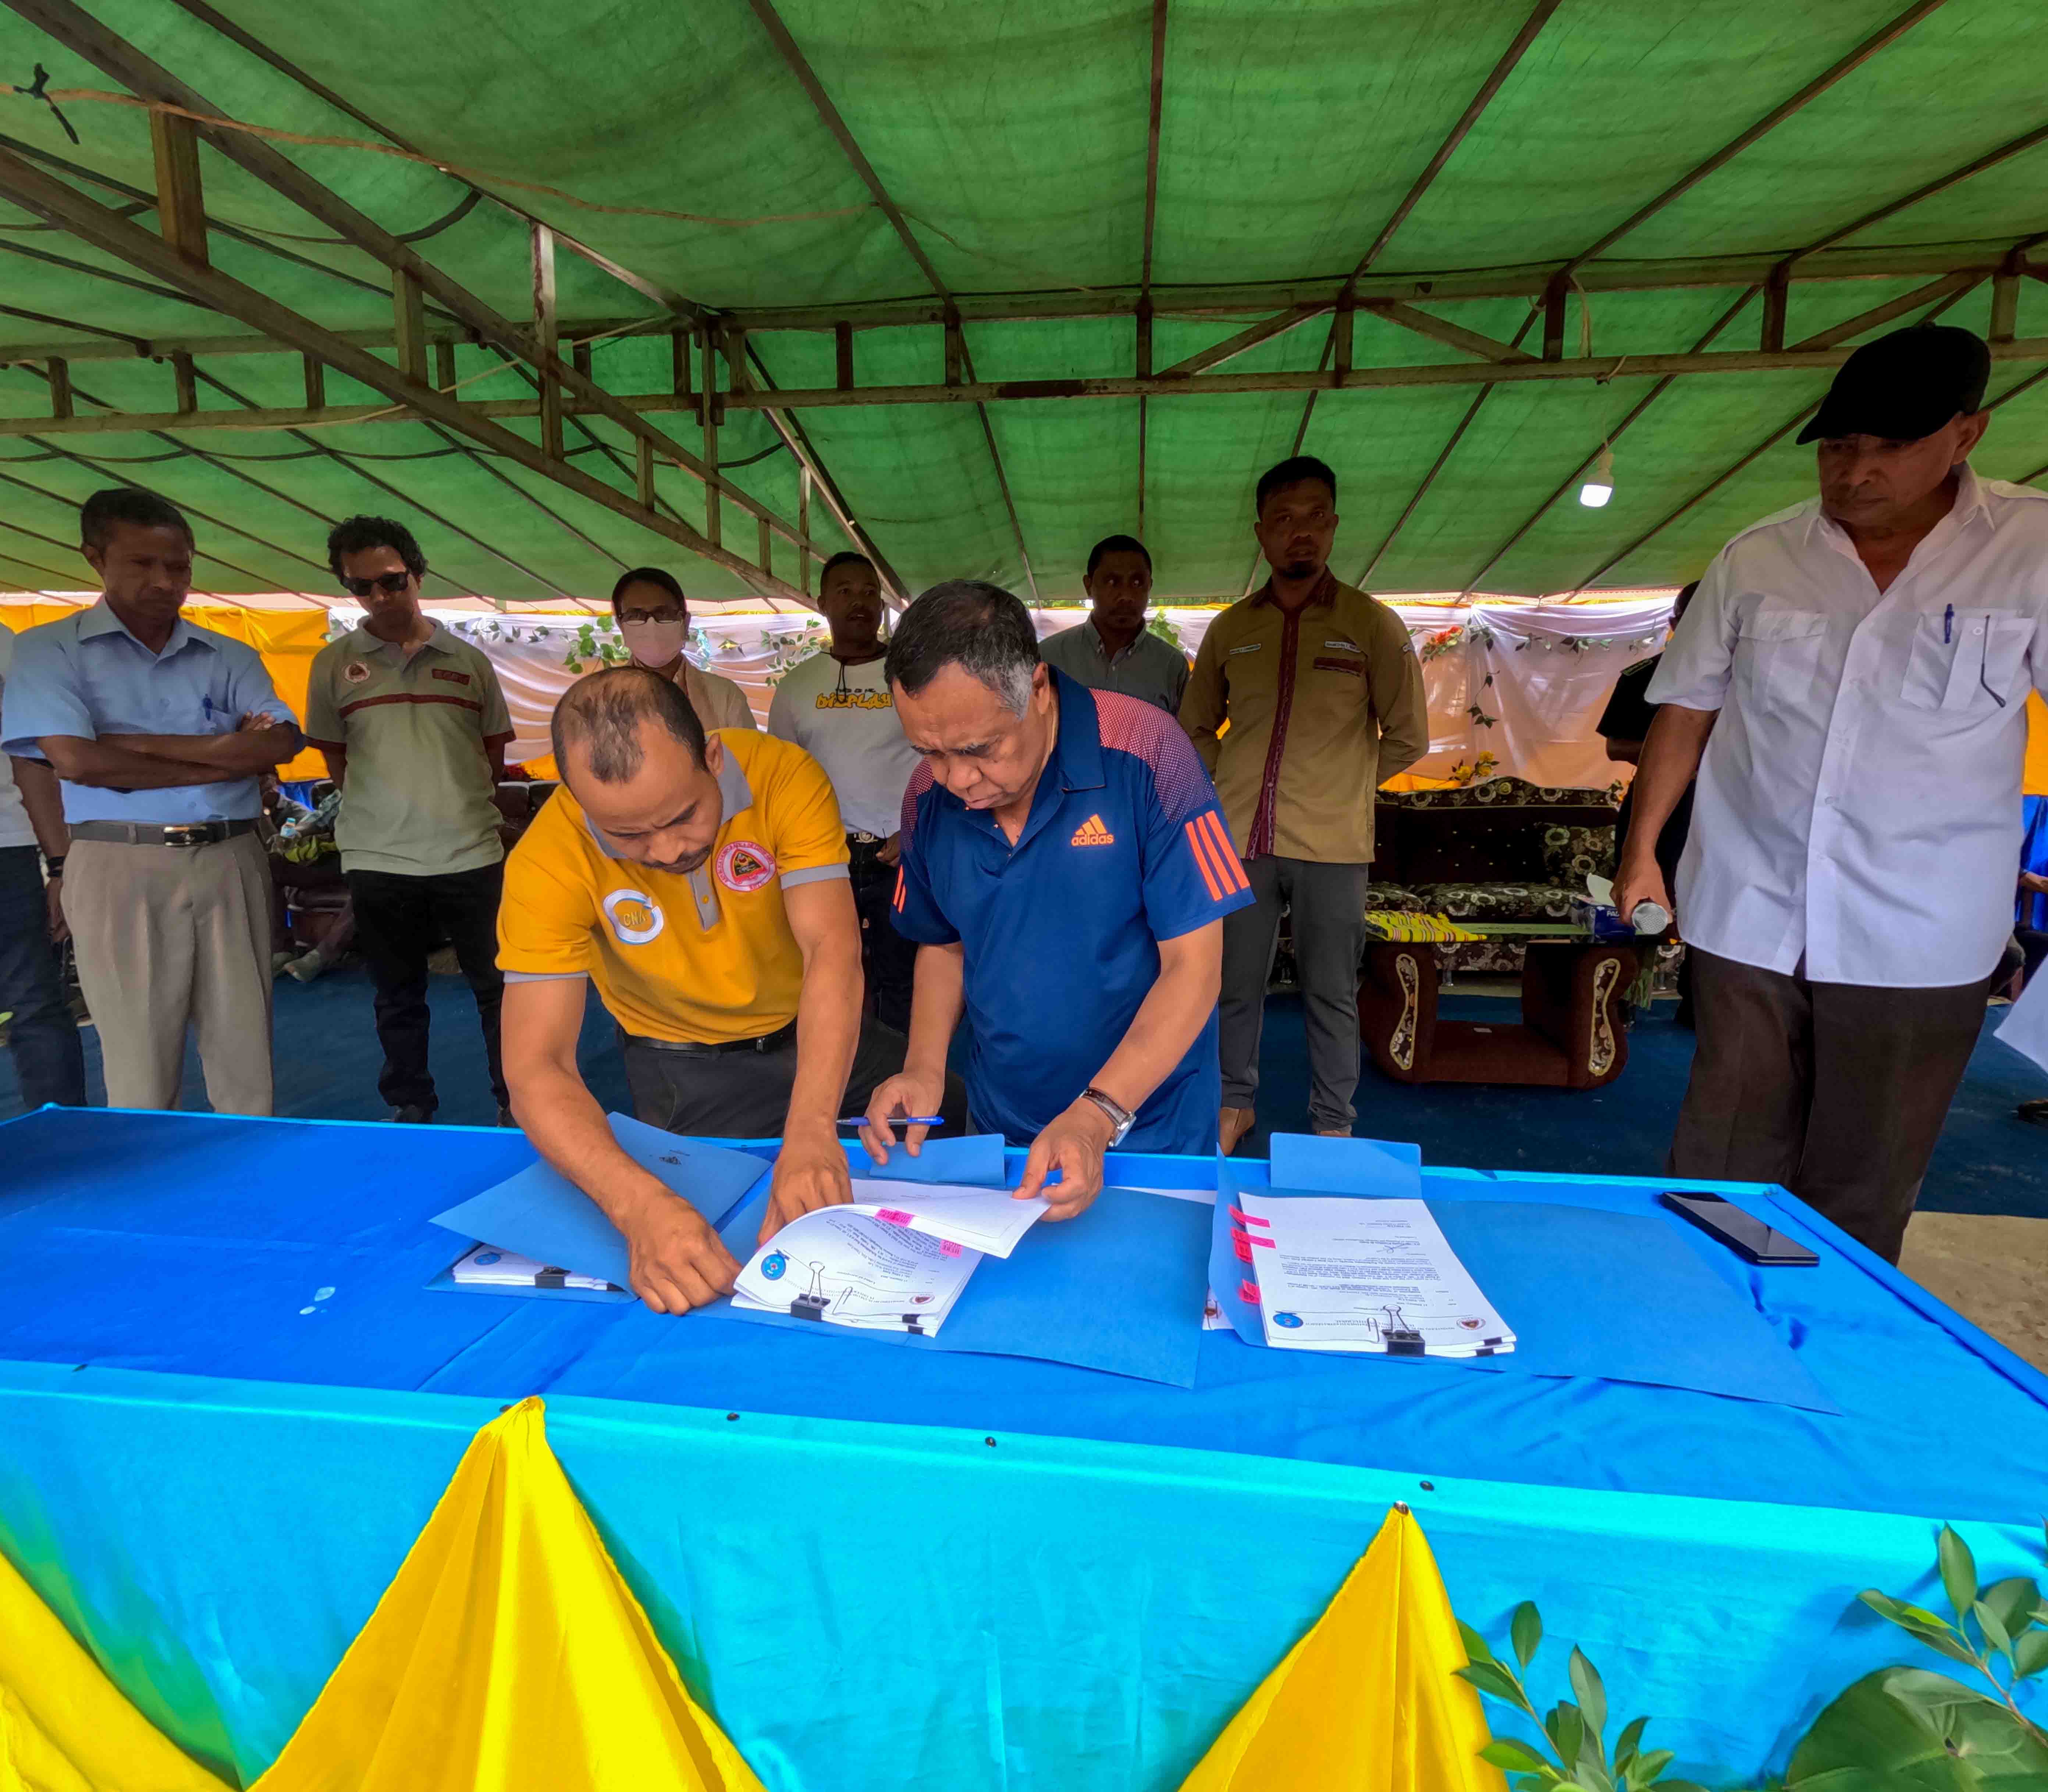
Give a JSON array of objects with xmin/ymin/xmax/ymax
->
[
  {"xmin": 715, "ymin": 840, "xmax": 778, "ymax": 893},
  {"xmin": 601, "ymin": 888, "xmax": 665, "ymax": 946},
  {"xmin": 342, "ymin": 660, "xmax": 371, "ymax": 685}
]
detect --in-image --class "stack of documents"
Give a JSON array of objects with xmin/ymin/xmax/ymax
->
[
  {"xmin": 450, "ymin": 1243, "xmax": 623, "ymax": 1295},
  {"xmin": 1232, "ymin": 1191, "xmax": 1514, "ymax": 1358},
  {"xmin": 733, "ymin": 1181, "xmax": 1048, "ymax": 1338}
]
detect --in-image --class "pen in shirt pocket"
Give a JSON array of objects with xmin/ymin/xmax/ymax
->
[{"xmin": 1944, "ymin": 603, "xmax": 1954, "ymax": 644}]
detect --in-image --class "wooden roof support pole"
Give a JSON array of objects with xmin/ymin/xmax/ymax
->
[
  {"xmin": 393, "ymin": 268, "xmax": 429, "ymax": 384},
  {"xmin": 46, "ymin": 355, "xmax": 70, "ymax": 419},
  {"xmin": 0, "ymin": 143, "xmax": 804, "ymax": 601},
  {"xmin": 147, "ymin": 107, "xmax": 207, "ymax": 267},
  {"xmin": 1760, "ymin": 264, "xmax": 1790, "ymax": 352},
  {"xmin": 531, "ymin": 224, "xmax": 561, "ymax": 459},
  {"xmin": 700, "ymin": 325, "xmax": 721, "ymax": 550},
  {"xmin": 4, "ymin": 0, "xmax": 806, "ymax": 599},
  {"xmin": 797, "ymin": 468, "xmax": 811, "ymax": 596},
  {"xmin": 1992, "ymin": 252, "xmax": 2023, "ymax": 343}
]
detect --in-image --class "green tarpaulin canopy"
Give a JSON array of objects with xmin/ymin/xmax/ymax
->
[{"xmin": 1, "ymin": 0, "xmax": 2044, "ymax": 606}]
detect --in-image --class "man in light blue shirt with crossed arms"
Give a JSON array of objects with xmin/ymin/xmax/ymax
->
[{"xmin": 1, "ymin": 488, "xmax": 301, "ymax": 1114}]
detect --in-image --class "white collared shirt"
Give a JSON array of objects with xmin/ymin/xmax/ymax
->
[{"xmin": 1646, "ymin": 464, "xmax": 2048, "ymax": 988}]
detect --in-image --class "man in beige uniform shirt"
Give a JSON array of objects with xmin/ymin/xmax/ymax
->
[
  {"xmin": 609, "ymin": 567, "xmax": 756, "ymax": 732},
  {"xmin": 306, "ymin": 516, "xmax": 517, "ymax": 1123},
  {"xmin": 1181, "ymin": 455, "xmax": 1427, "ymax": 1149}
]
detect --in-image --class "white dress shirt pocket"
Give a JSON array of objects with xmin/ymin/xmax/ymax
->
[
  {"xmin": 1734, "ymin": 609, "xmax": 1826, "ymax": 708},
  {"xmin": 1902, "ymin": 613, "xmax": 2035, "ymax": 711}
]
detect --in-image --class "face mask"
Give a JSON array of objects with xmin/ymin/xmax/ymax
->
[{"xmin": 620, "ymin": 618, "xmax": 686, "ymax": 666}]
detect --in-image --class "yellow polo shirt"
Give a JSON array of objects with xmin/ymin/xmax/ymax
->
[{"xmin": 498, "ymin": 728, "xmax": 849, "ymax": 1044}]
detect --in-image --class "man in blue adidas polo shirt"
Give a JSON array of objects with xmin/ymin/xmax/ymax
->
[{"xmin": 861, "ymin": 581, "xmax": 1253, "ymax": 1217}]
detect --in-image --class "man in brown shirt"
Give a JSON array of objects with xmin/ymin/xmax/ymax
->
[{"xmin": 1181, "ymin": 455, "xmax": 1427, "ymax": 1150}]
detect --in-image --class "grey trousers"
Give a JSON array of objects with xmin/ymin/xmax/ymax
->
[
  {"xmin": 622, "ymin": 1012, "xmax": 967, "ymax": 1139},
  {"xmin": 1219, "ymin": 856, "xmax": 1370, "ymax": 1133},
  {"xmin": 1669, "ymin": 948, "xmax": 1988, "ymax": 1264},
  {"xmin": 63, "ymin": 832, "xmax": 274, "ymax": 1115}
]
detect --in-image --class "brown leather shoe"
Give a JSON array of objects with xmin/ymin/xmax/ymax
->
[{"xmin": 1219, "ymin": 1105, "xmax": 1256, "ymax": 1155}]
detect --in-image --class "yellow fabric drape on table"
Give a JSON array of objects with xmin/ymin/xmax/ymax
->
[
  {"xmin": 1177, "ymin": 1505, "xmax": 1506, "ymax": 1792},
  {"xmin": 0, "ymin": 1539, "xmax": 231, "ymax": 1792},
  {"xmin": 249, "ymin": 1397, "xmax": 764, "ymax": 1792}
]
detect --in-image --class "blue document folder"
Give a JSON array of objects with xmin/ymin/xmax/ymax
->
[
  {"xmin": 704, "ymin": 1176, "xmax": 1210, "ymax": 1388},
  {"xmin": 1211, "ymin": 1135, "xmax": 1836, "ymax": 1412},
  {"xmin": 429, "ymin": 1113, "xmax": 770, "ymax": 1290}
]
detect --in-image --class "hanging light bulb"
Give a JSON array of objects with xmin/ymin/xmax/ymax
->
[{"xmin": 1579, "ymin": 444, "xmax": 1615, "ymax": 509}]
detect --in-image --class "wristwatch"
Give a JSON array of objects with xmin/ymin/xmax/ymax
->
[
  {"xmin": 1079, "ymin": 1085, "xmax": 1135, "ymax": 1147},
  {"xmin": 42, "ymin": 854, "xmax": 63, "ymax": 878}
]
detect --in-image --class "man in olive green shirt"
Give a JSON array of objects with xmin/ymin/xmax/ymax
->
[
  {"xmin": 305, "ymin": 516, "xmax": 517, "ymax": 1124},
  {"xmin": 1180, "ymin": 455, "xmax": 1427, "ymax": 1149}
]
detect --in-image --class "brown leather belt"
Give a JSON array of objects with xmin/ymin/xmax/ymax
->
[
  {"xmin": 70, "ymin": 819, "xmax": 259, "ymax": 847},
  {"xmin": 619, "ymin": 1017, "xmax": 799, "ymax": 1057}
]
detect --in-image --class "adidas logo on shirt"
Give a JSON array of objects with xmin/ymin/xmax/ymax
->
[{"xmin": 1070, "ymin": 814, "xmax": 1116, "ymax": 847}]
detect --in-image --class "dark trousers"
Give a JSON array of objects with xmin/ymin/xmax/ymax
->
[
  {"xmin": 0, "ymin": 845, "xmax": 84, "ymax": 1109},
  {"xmin": 1669, "ymin": 948, "xmax": 1988, "ymax": 1263},
  {"xmin": 622, "ymin": 1011, "xmax": 968, "ymax": 1139},
  {"xmin": 345, "ymin": 863, "xmax": 507, "ymax": 1114},
  {"xmin": 1220, "ymin": 856, "xmax": 1370, "ymax": 1133},
  {"xmin": 850, "ymin": 840, "xmax": 919, "ymax": 1035}
]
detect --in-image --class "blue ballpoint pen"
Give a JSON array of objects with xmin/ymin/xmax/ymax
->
[
  {"xmin": 1944, "ymin": 603, "xmax": 1954, "ymax": 643},
  {"xmin": 839, "ymin": 1113, "xmax": 945, "ymax": 1127}
]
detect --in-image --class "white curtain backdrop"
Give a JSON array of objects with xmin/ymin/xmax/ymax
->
[{"xmin": 325, "ymin": 595, "xmax": 1677, "ymax": 784}]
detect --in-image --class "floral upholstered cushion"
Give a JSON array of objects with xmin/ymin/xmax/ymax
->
[
  {"xmin": 1393, "ymin": 776, "xmax": 1615, "ymax": 811},
  {"xmin": 1540, "ymin": 823, "xmax": 1616, "ymax": 888},
  {"xmin": 1363, "ymin": 882, "xmax": 1430, "ymax": 913},
  {"xmin": 1415, "ymin": 882, "xmax": 1583, "ymax": 924}
]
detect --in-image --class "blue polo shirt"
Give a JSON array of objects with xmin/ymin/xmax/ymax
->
[
  {"xmin": 892, "ymin": 672, "xmax": 1254, "ymax": 1154},
  {"xmin": 0, "ymin": 602, "xmax": 298, "ymax": 823}
]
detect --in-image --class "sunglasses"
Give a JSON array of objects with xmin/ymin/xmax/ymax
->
[{"xmin": 341, "ymin": 571, "xmax": 412, "ymax": 598}]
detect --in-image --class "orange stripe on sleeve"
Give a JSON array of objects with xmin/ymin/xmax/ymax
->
[
  {"xmin": 893, "ymin": 868, "xmax": 906, "ymax": 911},
  {"xmin": 1184, "ymin": 819, "xmax": 1226, "ymax": 902},
  {"xmin": 1201, "ymin": 811, "xmax": 1248, "ymax": 891}
]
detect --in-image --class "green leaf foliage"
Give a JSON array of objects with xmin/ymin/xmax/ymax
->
[
  {"xmin": 1786, "ymin": 1667, "xmax": 2048, "ymax": 1788},
  {"xmin": 1480, "ymin": 1739, "xmax": 1553, "ymax": 1773},
  {"xmin": 1457, "ymin": 1660, "xmax": 1530, "ymax": 1706},
  {"xmin": 2012, "ymin": 1627, "xmax": 2048, "ymax": 1679},
  {"xmin": 1973, "ymin": 1599, "xmax": 2013, "ymax": 1659},
  {"xmin": 1460, "ymin": 1619, "xmax": 1501, "ymax": 1667},
  {"xmin": 1547, "ymin": 1702, "xmax": 1586, "ymax": 1769},
  {"xmin": 1612, "ymin": 1715, "xmax": 1649, "ymax": 1775},
  {"xmin": 1512, "ymin": 1601, "xmax": 1544, "ymax": 1670},
  {"xmin": 1629, "ymin": 1749, "xmax": 1675, "ymax": 1785},
  {"xmin": 1978, "ymin": 1578, "xmax": 2042, "ymax": 1643},
  {"xmin": 1860, "ymin": 1591, "xmax": 1984, "ymax": 1668},
  {"xmin": 1569, "ymin": 1648, "xmax": 1609, "ymax": 1742},
  {"xmin": 1940, "ymin": 1526, "xmax": 1981, "ymax": 1622}
]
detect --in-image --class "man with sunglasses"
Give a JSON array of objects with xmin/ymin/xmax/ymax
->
[{"xmin": 305, "ymin": 517, "xmax": 518, "ymax": 1123}]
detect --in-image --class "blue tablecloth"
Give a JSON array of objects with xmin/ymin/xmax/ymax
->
[{"xmin": 1, "ymin": 1106, "xmax": 2043, "ymax": 1789}]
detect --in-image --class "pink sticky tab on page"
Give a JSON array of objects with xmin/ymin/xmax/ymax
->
[
  {"xmin": 1249, "ymin": 1233, "xmax": 1276, "ymax": 1248},
  {"xmin": 940, "ymin": 1239, "xmax": 962, "ymax": 1258},
  {"xmin": 1230, "ymin": 1207, "xmax": 1270, "ymax": 1227},
  {"xmin": 875, "ymin": 1209, "xmax": 914, "ymax": 1226},
  {"xmin": 1238, "ymin": 1278, "xmax": 1261, "ymax": 1305}
]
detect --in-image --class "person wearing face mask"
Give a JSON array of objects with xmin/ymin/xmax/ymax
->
[
  {"xmin": 609, "ymin": 567, "xmax": 757, "ymax": 733},
  {"xmin": 498, "ymin": 666, "xmax": 965, "ymax": 1314},
  {"xmin": 305, "ymin": 516, "xmax": 517, "ymax": 1124},
  {"xmin": 1180, "ymin": 456, "xmax": 1427, "ymax": 1154}
]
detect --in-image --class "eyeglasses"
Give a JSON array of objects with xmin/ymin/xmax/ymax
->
[
  {"xmin": 618, "ymin": 607, "xmax": 687, "ymax": 626},
  {"xmin": 341, "ymin": 571, "xmax": 413, "ymax": 598}
]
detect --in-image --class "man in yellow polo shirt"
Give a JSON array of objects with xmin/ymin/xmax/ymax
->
[{"xmin": 499, "ymin": 666, "xmax": 962, "ymax": 1313}]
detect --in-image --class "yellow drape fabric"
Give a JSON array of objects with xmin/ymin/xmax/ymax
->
[
  {"xmin": 1176, "ymin": 1505, "xmax": 1506, "ymax": 1792},
  {"xmin": 0, "ymin": 1540, "xmax": 231, "ymax": 1792},
  {"xmin": 249, "ymin": 1397, "xmax": 763, "ymax": 1792}
]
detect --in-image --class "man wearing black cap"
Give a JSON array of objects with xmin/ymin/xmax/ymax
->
[{"xmin": 1614, "ymin": 323, "xmax": 2047, "ymax": 1263}]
